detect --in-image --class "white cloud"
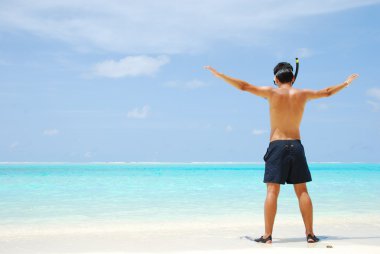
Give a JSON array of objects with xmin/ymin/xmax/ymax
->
[
  {"xmin": 204, "ymin": 123, "xmax": 212, "ymax": 129},
  {"xmin": 164, "ymin": 81, "xmax": 178, "ymax": 88},
  {"xmin": 186, "ymin": 80, "xmax": 208, "ymax": 89},
  {"xmin": 9, "ymin": 141, "xmax": 19, "ymax": 149},
  {"xmin": 225, "ymin": 125, "xmax": 233, "ymax": 132},
  {"xmin": 127, "ymin": 105, "xmax": 150, "ymax": 119},
  {"xmin": 366, "ymin": 87, "xmax": 380, "ymax": 101},
  {"xmin": 164, "ymin": 79, "xmax": 208, "ymax": 90},
  {"xmin": 366, "ymin": 88, "xmax": 380, "ymax": 112},
  {"xmin": 296, "ymin": 48, "xmax": 314, "ymax": 58},
  {"xmin": 94, "ymin": 55, "xmax": 169, "ymax": 78},
  {"xmin": 275, "ymin": 47, "xmax": 316, "ymax": 60},
  {"xmin": 43, "ymin": 129, "xmax": 60, "ymax": 136},
  {"xmin": 367, "ymin": 100, "xmax": 380, "ymax": 112},
  {"xmin": 84, "ymin": 151, "xmax": 93, "ymax": 158},
  {"xmin": 252, "ymin": 129, "xmax": 267, "ymax": 135},
  {"xmin": 0, "ymin": 1, "xmax": 378, "ymax": 54},
  {"xmin": 316, "ymin": 103, "xmax": 329, "ymax": 110}
]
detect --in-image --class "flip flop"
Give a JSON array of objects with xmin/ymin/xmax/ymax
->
[
  {"xmin": 254, "ymin": 235, "xmax": 272, "ymax": 243},
  {"xmin": 307, "ymin": 234, "xmax": 320, "ymax": 243}
]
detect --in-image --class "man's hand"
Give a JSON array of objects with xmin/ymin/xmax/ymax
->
[
  {"xmin": 345, "ymin": 74, "xmax": 359, "ymax": 85},
  {"xmin": 204, "ymin": 65, "xmax": 222, "ymax": 78}
]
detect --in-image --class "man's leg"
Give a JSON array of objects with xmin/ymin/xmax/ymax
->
[
  {"xmin": 293, "ymin": 183, "xmax": 315, "ymax": 236},
  {"xmin": 264, "ymin": 183, "xmax": 280, "ymax": 238}
]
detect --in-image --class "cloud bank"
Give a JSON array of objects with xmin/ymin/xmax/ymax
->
[
  {"xmin": 127, "ymin": 105, "xmax": 151, "ymax": 119},
  {"xmin": 1, "ymin": 0, "xmax": 379, "ymax": 54},
  {"xmin": 43, "ymin": 129, "xmax": 60, "ymax": 136},
  {"xmin": 94, "ymin": 55, "xmax": 169, "ymax": 78},
  {"xmin": 366, "ymin": 87, "xmax": 380, "ymax": 112}
]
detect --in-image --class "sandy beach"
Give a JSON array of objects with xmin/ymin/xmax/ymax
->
[{"xmin": 1, "ymin": 214, "xmax": 380, "ymax": 254}]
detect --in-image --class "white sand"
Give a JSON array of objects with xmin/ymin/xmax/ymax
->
[{"xmin": 1, "ymin": 216, "xmax": 380, "ymax": 254}]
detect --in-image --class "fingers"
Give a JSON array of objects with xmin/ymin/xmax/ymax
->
[
  {"xmin": 204, "ymin": 66, "xmax": 222, "ymax": 78},
  {"xmin": 346, "ymin": 73, "xmax": 359, "ymax": 83},
  {"xmin": 204, "ymin": 65, "xmax": 218, "ymax": 76},
  {"xmin": 349, "ymin": 73, "xmax": 359, "ymax": 79},
  {"xmin": 204, "ymin": 65, "xmax": 217, "ymax": 72}
]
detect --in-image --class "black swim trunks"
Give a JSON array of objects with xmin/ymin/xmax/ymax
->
[{"xmin": 263, "ymin": 139, "xmax": 312, "ymax": 185}]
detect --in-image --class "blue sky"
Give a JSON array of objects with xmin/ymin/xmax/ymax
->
[{"xmin": 0, "ymin": 0, "xmax": 379, "ymax": 162}]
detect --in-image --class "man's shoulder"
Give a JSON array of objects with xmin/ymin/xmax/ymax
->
[
  {"xmin": 291, "ymin": 87, "xmax": 311, "ymax": 96},
  {"xmin": 292, "ymin": 87, "xmax": 318, "ymax": 94},
  {"xmin": 261, "ymin": 85, "xmax": 275, "ymax": 90},
  {"xmin": 291, "ymin": 87, "xmax": 304, "ymax": 92}
]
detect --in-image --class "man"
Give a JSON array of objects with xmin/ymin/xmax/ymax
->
[{"xmin": 204, "ymin": 62, "xmax": 359, "ymax": 244}]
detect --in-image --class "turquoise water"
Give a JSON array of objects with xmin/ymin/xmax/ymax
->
[{"xmin": 1, "ymin": 163, "xmax": 380, "ymax": 225}]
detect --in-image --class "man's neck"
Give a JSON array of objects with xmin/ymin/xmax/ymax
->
[{"xmin": 278, "ymin": 83, "xmax": 292, "ymax": 89}]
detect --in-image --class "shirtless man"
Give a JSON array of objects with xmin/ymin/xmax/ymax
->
[{"xmin": 204, "ymin": 62, "xmax": 359, "ymax": 243}]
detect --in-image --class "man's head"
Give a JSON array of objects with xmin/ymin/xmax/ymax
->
[{"xmin": 273, "ymin": 62, "xmax": 295, "ymax": 86}]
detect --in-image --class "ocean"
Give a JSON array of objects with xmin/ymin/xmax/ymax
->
[{"xmin": 1, "ymin": 162, "xmax": 379, "ymax": 230}]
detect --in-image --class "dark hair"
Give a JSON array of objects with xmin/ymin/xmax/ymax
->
[{"xmin": 273, "ymin": 62, "xmax": 294, "ymax": 84}]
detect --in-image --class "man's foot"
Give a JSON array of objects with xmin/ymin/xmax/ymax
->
[
  {"xmin": 254, "ymin": 235, "xmax": 272, "ymax": 243},
  {"xmin": 306, "ymin": 234, "xmax": 320, "ymax": 243}
]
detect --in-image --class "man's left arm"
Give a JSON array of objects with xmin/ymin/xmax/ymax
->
[{"xmin": 204, "ymin": 66, "xmax": 273, "ymax": 99}]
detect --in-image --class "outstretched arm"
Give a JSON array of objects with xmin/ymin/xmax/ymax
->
[
  {"xmin": 204, "ymin": 66, "xmax": 273, "ymax": 99},
  {"xmin": 303, "ymin": 74, "xmax": 359, "ymax": 101}
]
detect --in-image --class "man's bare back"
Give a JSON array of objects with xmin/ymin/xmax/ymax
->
[{"xmin": 267, "ymin": 85, "xmax": 306, "ymax": 142}]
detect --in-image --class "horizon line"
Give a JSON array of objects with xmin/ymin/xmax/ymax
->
[{"xmin": 0, "ymin": 161, "xmax": 378, "ymax": 164}]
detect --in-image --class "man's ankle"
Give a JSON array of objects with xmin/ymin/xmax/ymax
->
[{"xmin": 264, "ymin": 233, "xmax": 272, "ymax": 238}]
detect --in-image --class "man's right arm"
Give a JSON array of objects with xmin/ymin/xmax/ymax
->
[{"xmin": 303, "ymin": 74, "xmax": 359, "ymax": 101}]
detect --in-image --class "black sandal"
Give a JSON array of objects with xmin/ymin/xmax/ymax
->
[
  {"xmin": 254, "ymin": 235, "xmax": 272, "ymax": 243},
  {"xmin": 306, "ymin": 234, "xmax": 320, "ymax": 243}
]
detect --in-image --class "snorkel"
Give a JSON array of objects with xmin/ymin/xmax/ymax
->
[
  {"xmin": 273, "ymin": 58, "xmax": 299, "ymax": 86},
  {"xmin": 293, "ymin": 57, "xmax": 299, "ymax": 85}
]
